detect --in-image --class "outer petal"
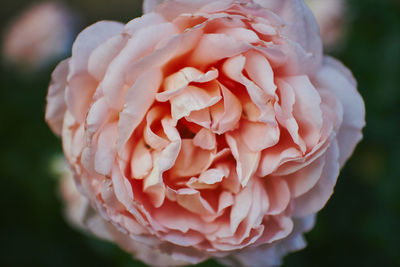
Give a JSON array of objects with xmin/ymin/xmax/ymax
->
[
  {"xmin": 256, "ymin": 0, "xmax": 323, "ymax": 74},
  {"xmin": 313, "ymin": 57, "xmax": 365, "ymax": 167},
  {"xmin": 45, "ymin": 59, "xmax": 69, "ymax": 136},
  {"xmin": 69, "ymin": 21, "xmax": 124, "ymax": 77},
  {"xmin": 292, "ymin": 139, "xmax": 340, "ymax": 217},
  {"xmin": 143, "ymin": 0, "xmax": 164, "ymax": 14}
]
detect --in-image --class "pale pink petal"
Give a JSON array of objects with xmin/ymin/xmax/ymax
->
[
  {"xmin": 292, "ymin": 139, "xmax": 340, "ymax": 217},
  {"xmin": 263, "ymin": 177, "xmax": 291, "ymax": 215},
  {"xmin": 162, "ymin": 230, "xmax": 204, "ymax": 247},
  {"xmin": 69, "ymin": 21, "xmax": 124, "ymax": 77},
  {"xmin": 124, "ymin": 12, "xmax": 166, "ymax": 35},
  {"xmin": 88, "ymin": 34, "xmax": 128, "ymax": 81},
  {"xmin": 155, "ymin": 0, "xmax": 228, "ymax": 21},
  {"xmin": 65, "ymin": 72, "xmax": 98, "ymax": 123},
  {"xmin": 86, "ymin": 97, "xmax": 110, "ymax": 136},
  {"xmin": 143, "ymin": 0, "xmax": 164, "ymax": 14},
  {"xmin": 94, "ymin": 123, "xmax": 118, "ymax": 176},
  {"xmin": 45, "ymin": 59, "xmax": 69, "ymax": 136},
  {"xmin": 314, "ymin": 57, "xmax": 365, "ymax": 167},
  {"xmin": 215, "ymin": 27, "xmax": 260, "ymax": 43},
  {"xmin": 283, "ymin": 76, "xmax": 323, "ymax": 150},
  {"xmin": 258, "ymin": 0, "xmax": 323, "ymax": 74},
  {"xmin": 284, "ymin": 155, "xmax": 325, "ymax": 198}
]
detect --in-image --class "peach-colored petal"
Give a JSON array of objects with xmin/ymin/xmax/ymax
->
[
  {"xmin": 189, "ymin": 33, "xmax": 251, "ymax": 66},
  {"xmin": 244, "ymin": 50, "xmax": 276, "ymax": 96},
  {"xmin": 157, "ymin": 67, "xmax": 218, "ymax": 102},
  {"xmin": 131, "ymin": 139, "xmax": 153, "ymax": 179},
  {"xmin": 102, "ymin": 22, "xmax": 178, "ymax": 109},
  {"xmin": 117, "ymin": 68, "xmax": 162, "ymax": 150},
  {"xmin": 124, "ymin": 24, "xmax": 203, "ymax": 85},
  {"xmin": 193, "ymin": 128, "xmax": 216, "ymax": 150},
  {"xmin": 275, "ymin": 78, "xmax": 306, "ymax": 153},
  {"xmin": 143, "ymin": 119, "xmax": 181, "ymax": 207},
  {"xmin": 230, "ymin": 181, "xmax": 253, "ymax": 233},
  {"xmin": 170, "ymin": 139, "xmax": 214, "ymax": 178},
  {"xmin": 170, "ymin": 84, "xmax": 221, "ymax": 121},
  {"xmin": 153, "ymin": 201, "xmax": 218, "ymax": 234},
  {"xmin": 185, "ymin": 108, "xmax": 212, "ymax": 129},
  {"xmin": 240, "ymin": 120, "xmax": 280, "ymax": 152},
  {"xmin": 222, "ymin": 55, "xmax": 276, "ymax": 124},
  {"xmin": 210, "ymin": 83, "xmax": 242, "ymax": 134},
  {"xmin": 144, "ymin": 106, "xmax": 170, "ymax": 151},
  {"xmin": 226, "ymin": 132, "xmax": 261, "ymax": 187},
  {"xmin": 45, "ymin": 59, "xmax": 69, "ymax": 136},
  {"xmin": 258, "ymin": 140, "xmax": 302, "ymax": 177},
  {"xmin": 175, "ymin": 188, "xmax": 215, "ymax": 215}
]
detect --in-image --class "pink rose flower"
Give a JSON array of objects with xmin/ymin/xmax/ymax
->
[
  {"xmin": 2, "ymin": 2, "xmax": 76, "ymax": 69},
  {"xmin": 46, "ymin": 0, "xmax": 365, "ymax": 265}
]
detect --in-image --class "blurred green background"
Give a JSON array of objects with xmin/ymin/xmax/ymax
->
[{"xmin": 0, "ymin": 0, "xmax": 399, "ymax": 266}]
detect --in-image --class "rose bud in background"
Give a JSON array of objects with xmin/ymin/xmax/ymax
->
[
  {"xmin": 305, "ymin": 0, "xmax": 347, "ymax": 50},
  {"xmin": 2, "ymin": 2, "xmax": 78, "ymax": 70},
  {"xmin": 46, "ymin": 0, "xmax": 365, "ymax": 266}
]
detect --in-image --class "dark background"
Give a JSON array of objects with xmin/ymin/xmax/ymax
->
[{"xmin": 0, "ymin": 0, "xmax": 399, "ymax": 266}]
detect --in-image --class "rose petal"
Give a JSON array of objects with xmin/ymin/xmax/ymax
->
[
  {"xmin": 292, "ymin": 139, "xmax": 340, "ymax": 217},
  {"xmin": 117, "ymin": 68, "xmax": 162, "ymax": 150},
  {"xmin": 314, "ymin": 57, "xmax": 365, "ymax": 167},
  {"xmin": 45, "ymin": 59, "xmax": 69, "ymax": 136},
  {"xmin": 226, "ymin": 132, "xmax": 261, "ymax": 187}
]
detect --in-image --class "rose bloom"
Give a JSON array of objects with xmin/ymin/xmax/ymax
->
[
  {"xmin": 46, "ymin": 0, "xmax": 365, "ymax": 266},
  {"xmin": 305, "ymin": 0, "xmax": 346, "ymax": 49},
  {"xmin": 2, "ymin": 2, "xmax": 76, "ymax": 69}
]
